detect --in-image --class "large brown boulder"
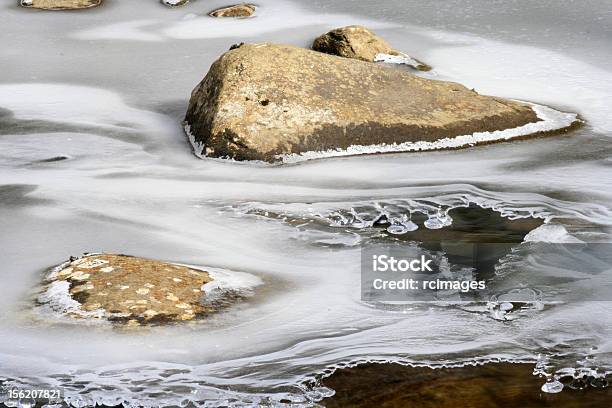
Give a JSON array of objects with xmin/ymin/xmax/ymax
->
[
  {"xmin": 183, "ymin": 43, "xmax": 559, "ymax": 163},
  {"xmin": 313, "ymin": 25, "xmax": 430, "ymax": 71},
  {"xmin": 20, "ymin": 0, "xmax": 102, "ymax": 10}
]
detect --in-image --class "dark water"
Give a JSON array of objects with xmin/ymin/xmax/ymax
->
[{"xmin": 322, "ymin": 362, "xmax": 612, "ymax": 408}]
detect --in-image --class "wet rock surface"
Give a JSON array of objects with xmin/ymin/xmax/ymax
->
[
  {"xmin": 208, "ymin": 3, "xmax": 256, "ymax": 18},
  {"xmin": 184, "ymin": 43, "xmax": 541, "ymax": 162},
  {"xmin": 39, "ymin": 254, "xmax": 217, "ymax": 325},
  {"xmin": 313, "ymin": 25, "xmax": 431, "ymax": 71},
  {"xmin": 160, "ymin": 0, "xmax": 189, "ymax": 7},
  {"xmin": 321, "ymin": 362, "xmax": 612, "ymax": 408},
  {"xmin": 19, "ymin": 0, "xmax": 103, "ymax": 10}
]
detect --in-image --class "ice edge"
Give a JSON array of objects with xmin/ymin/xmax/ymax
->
[
  {"xmin": 184, "ymin": 122, "xmax": 205, "ymax": 159},
  {"xmin": 184, "ymin": 102, "xmax": 579, "ymax": 164},
  {"xmin": 280, "ymin": 102, "xmax": 579, "ymax": 163}
]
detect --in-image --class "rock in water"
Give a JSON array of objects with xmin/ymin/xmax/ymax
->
[
  {"xmin": 39, "ymin": 254, "xmax": 217, "ymax": 325},
  {"xmin": 313, "ymin": 25, "xmax": 431, "ymax": 71},
  {"xmin": 160, "ymin": 0, "xmax": 189, "ymax": 7},
  {"xmin": 20, "ymin": 0, "xmax": 102, "ymax": 10},
  {"xmin": 184, "ymin": 43, "xmax": 548, "ymax": 163},
  {"xmin": 208, "ymin": 3, "xmax": 256, "ymax": 18},
  {"xmin": 321, "ymin": 362, "xmax": 612, "ymax": 408}
]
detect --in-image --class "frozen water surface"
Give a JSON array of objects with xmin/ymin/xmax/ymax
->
[{"xmin": 0, "ymin": 0, "xmax": 611, "ymax": 406}]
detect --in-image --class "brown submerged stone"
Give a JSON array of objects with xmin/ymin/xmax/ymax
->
[
  {"xmin": 184, "ymin": 43, "xmax": 539, "ymax": 162},
  {"xmin": 20, "ymin": 0, "xmax": 102, "ymax": 10},
  {"xmin": 322, "ymin": 362, "xmax": 611, "ymax": 408},
  {"xmin": 44, "ymin": 254, "xmax": 214, "ymax": 325},
  {"xmin": 208, "ymin": 3, "xmax": 256, "ymax": 18},
  {"xmin": 313, "ymin": 25, "xmax": 431, "ymax": 70}
]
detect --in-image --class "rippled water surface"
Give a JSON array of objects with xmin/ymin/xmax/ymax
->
[{"xmin": 1, "ymin": 0, "xmax": 611, "ymax": 406}]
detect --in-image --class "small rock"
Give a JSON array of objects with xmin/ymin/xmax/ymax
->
[
  {"xmin": 39, "ymin": 254, "xmax": 215, "ymax": 325},
  {"xmin": 312, "ymin": 25, "xmax": 431, "ymax": 71},
  {"xmin": 20, "ymin": 0, "xmax": 103, "ymax": 10},
  {"xmin": 160, "ymin": 0, "xmax": 189, "ymax": 7},
  {"xmin": 208, "ymin": 3, "xmax": 256, "ymax": 18}
]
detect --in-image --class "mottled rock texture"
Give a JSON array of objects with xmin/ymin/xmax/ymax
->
[
  {"xmin": 313, "ymin": 25, "xmax": 431, "ymax": 70},
  {"xmin": 43, "ymin": 254, "xmax": 214, "ymax": 325},
  {"xmin": 20, "ymin": 0, "xmax": 102, "ymax": 10},
  {"xmin": 208, "ymin": 3, "xmax": 256, "ymax": 18},
  {"xmin": 184, "ymin": 43, "xmax": 538, "ymax": 162}
]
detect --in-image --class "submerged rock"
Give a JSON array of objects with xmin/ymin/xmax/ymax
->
[
  {"xmin": 160, "ymin": 0, "xmax": 189, "ymax": 7},
  {"xmin": 19, "ymin": 0, "xmax": 102, "ymax": 10},
  {"xmin": 321, "ymin": 362, "xmax": 612, "ymax": 407},
  {"xmin": 39, "ymin": 254, "xmax": 221, "ymax": 325},
  {"xmin": 183, "ymin": 43, "xmax": 561, "ymax": 163},
  {"xmin": 208, "ymin": 3, "xmax": 256, "ymax": 18},
  {"xmin": 313, "ymin": 25, "xmax": 431, "ymax": 71}
]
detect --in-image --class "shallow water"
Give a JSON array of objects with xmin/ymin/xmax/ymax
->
[
  {"xmin": 0, "ymin": 0, "xmax": 611, "ymax": 406},
  {"xmin": 322, "ymin": 362, "xmax": 611, "ymax": 407}
]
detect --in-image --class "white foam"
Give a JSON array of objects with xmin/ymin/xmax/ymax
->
[
  {"xmin": 75, "ymin": 20, "xmax": 164, "ymax": 42},
  {"xmin": 279, "ymin": 102, "xmax": 579, "ymax": 163},
  {"xmin": 0, "ymin": 83, "xmax": 170, "ymax": 132}
]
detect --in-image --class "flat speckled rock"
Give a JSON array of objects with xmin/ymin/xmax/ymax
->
[
  {"xmin": 208, "ymin": 3, "xmax": 256, "ymax": 18},
  {"xmin": 313, "ymin": 25, "xmax": 431, "ymax": 71},
  {"xmin": 20, "ymin": 0, "xmax": 102, "ymax": 10},
  {"xmin": 39, "ymin": 254, "xmax": 216, "ymax": 325},
  {"xmin": 184, "ymin": 43, "xmax": 554, "ymax": 163}
]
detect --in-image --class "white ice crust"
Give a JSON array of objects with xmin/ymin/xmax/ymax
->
[
  {"xmin": 374, "ymin": 52, "xmax": 423, "ymax": 68},
  {"xmin": 524, "ymin": 224, "xmax": 584, "ymax": 243}
]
